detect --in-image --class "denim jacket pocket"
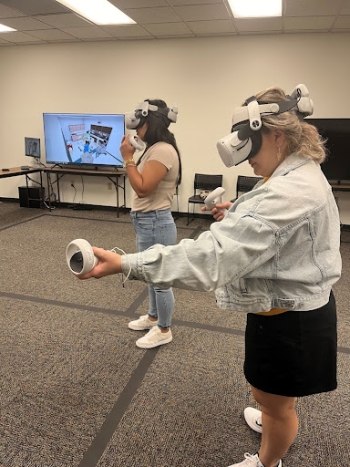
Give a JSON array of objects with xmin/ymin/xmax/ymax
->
[{"xmin": 239, "ymin": 278, "xmax": 273, "ymax": 297}]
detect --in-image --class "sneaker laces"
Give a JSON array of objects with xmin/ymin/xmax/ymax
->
[
  {"xmin": 242, "ymin": 453, "xmax": 261, "ymax": 466},
  {"xmin": 241, "ymin": 452, "xmax": 280, "ymax": 467},
  {"xmin": 147, "ymin": 326, "xmax": 160, "ymax": 336}
]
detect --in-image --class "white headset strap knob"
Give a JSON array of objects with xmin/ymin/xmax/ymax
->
[
  {"xmin": 247, "ymin": 99, "xmax": 262, "ymax": 131},
  {"xmin": 141, "ymin": 101, "xmax": 149, "ymax": 116}
]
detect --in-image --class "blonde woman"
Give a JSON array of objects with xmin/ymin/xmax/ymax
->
[{"xmin": 77, "ymin": 85, "xmax": 340, "ymax": 467}]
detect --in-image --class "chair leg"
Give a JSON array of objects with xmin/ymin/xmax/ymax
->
[
  {"xmin": 172, "ymin": 192, "xmax": 179, "ymax": 221},
  {"xmin": 187, "ymin": 202, "xmax": 194, "ymax": 225}
]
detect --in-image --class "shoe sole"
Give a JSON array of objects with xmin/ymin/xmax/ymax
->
[
  {"xmin": 136, "ymin": 335, "xmax": 173, "ymax": 349},
  {"xmin": 128, "ymin": 323, "xmax": 158, "ymax": 331},
  {"xmin": 128, "ymin": 320, "xmax": 158, "ymax": 331}
]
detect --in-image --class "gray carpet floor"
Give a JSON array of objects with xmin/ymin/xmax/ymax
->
[{"xmin": 0, "ymin": 201, "xmax": 349, "ymax": 467}]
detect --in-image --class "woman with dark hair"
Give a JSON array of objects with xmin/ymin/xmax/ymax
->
[{"xmin": 120, "ymin": 99, "xmax": 182, "ymax": 349}]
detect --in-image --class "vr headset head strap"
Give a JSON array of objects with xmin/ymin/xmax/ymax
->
[
  {"xmin": 126, "ymin": 101, "xmax": 178, "ymax": 130},
  {"xmin": 217, "ymin": 84, "xmax": 314, "ymax": 167}
]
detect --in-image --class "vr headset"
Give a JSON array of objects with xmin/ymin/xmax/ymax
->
[
  {"xmin": 125, "ymin": 101, "xmax": 178, "ymax": 130},
  {"xmin": 216, "ymin": 84, "xmax": 314, "ymax": 167}
]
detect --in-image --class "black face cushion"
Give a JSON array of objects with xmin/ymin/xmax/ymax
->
[{"xmin": 232, "ymin": 121, "xmax": 263, "ymax": 160}]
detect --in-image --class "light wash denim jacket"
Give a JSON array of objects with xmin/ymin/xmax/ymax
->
[{"xmin": 122, "ymin": 153, "xmax": 342, "ymax": 313}]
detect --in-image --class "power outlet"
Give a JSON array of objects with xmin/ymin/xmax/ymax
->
[{"xmin": 107, "ymin": 182, "xmax": 113, "ymax": 191}]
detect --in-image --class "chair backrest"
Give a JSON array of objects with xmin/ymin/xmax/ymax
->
[
  {"xmin": 236, "ymin": 175, "xmax": 263, "ymax": 198},
  {"xmin": 193, "ymin": 173, "xmax": 223, "ymax": 193}
]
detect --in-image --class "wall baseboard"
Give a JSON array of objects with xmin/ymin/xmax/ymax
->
[{"xmin": 0, "ymin": 197, "xmax": 18, "ymax": 203}]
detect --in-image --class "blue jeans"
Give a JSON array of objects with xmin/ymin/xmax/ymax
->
[{"xmin": 130, "ymin": 209, "xmax": 177, "ymax": 329}]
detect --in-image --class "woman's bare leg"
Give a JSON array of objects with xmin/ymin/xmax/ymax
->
[{"xmin": 250, "ymin": 385, "xmax": 298, "ymax": 467}]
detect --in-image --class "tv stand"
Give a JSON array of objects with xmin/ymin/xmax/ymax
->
[
  {"xmin": 1, "ymin": 166, "xmax": 126, "ymax": 216},
  {"xmin": 44, "ymin": 167, "xmax": 126, "ymax": 217}
]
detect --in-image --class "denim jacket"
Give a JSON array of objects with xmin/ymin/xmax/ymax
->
[{"xmin": 122, "ymin": 153, "xmax": 342, "ymax": 313}]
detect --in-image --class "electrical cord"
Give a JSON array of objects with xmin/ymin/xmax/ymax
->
[
  {"xmin": 44, "ymin": 176, "xmax": 57, "ymax": 209},
  {"xmin": 110, "ymin": 246, "xmax": 131, "ymax": 287},
  {"xmin": 81, "ymin": 175, "xmax": 85, "ymax": 204},
  {"xmin": 71, "ymin": 183, "xmax": 77, "ymax": 206}
]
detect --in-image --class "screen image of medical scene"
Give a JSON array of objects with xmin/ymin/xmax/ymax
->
[{"xmin": 43, "ymin": 113, "xmax": 125, "ymax": 167}]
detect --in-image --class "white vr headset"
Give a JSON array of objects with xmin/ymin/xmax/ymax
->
[
  {"xmin": 216, "ymin": 84, "xmax": 314, "ymax": 167},
  {"xmin": 125, "ymin": 101, "xmax": 178, "ymax": 130}
]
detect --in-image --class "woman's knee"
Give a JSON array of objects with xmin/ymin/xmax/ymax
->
[{"xmin": 251, "ymin": 386, "xmax": 296, "ymax": 416}]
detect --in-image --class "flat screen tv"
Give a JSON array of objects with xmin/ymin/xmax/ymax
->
[
  {"xmin": 43, "ymin": 113, "xmax": 125, "ymax": 168},
  {"xmin": 306, "ymin": 118, "xmax": 350, "ymax": 183}
]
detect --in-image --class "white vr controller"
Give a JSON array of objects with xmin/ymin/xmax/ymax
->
[
  {"xmin": 204, "ymin": 187, "xmax": 226, "ymax": 209},
  {"xmin": 129, "ymin": 135, "xmax": 146, "ymax": 151},
  {"xmin": 66, "ymin": 238, "xmax": 98, "ymax": 276}
]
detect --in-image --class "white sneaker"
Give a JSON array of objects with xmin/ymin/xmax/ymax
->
[
  {"xmin": 136, "ymin": 326, "xmax": 172, "ymax": 349},
  {"xmin": 128, "ymin": 314, "xmax": 158, "ymax": 331},
  {"xmin": 228, "ymin": 453, "xmax": 282, "ymax": 467},
  {"xmin": 244, "ymin": 407, "xmax": 263, "ymax": 434}
]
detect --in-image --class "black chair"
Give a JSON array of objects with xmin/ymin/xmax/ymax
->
[
  {"xmin": 187, "ymin": 173, "xmax": 223, "ymax": 225},
  {"xmin": 231, "ymin": 175, "xmax": 263, "ymax": 202}
]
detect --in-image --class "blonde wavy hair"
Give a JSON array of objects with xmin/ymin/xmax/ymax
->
[{"xmin": 253, "ymin": 86, "xmax": 327, "ymax": 163}]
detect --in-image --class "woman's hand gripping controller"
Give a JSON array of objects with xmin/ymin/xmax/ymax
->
[{"xmin": 203, "ymin": 187, "xmax": 228, "ymax": 221}]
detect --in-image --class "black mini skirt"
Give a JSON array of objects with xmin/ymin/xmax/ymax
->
[{"xmin": 244, "ymin": 292, "xmax": 337, "ymax": 397}]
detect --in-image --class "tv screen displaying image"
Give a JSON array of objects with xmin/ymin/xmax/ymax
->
[
  {"xmin": 306, "ymin": 118, "xmax": 350, "ymax": 182},
  {"xmin": 25, "ymin": 137, "xmax": 41, "ymax": 159},
  {"xmin": 43, "ymin": 113, "xmax": 125, "ymax": 168}
]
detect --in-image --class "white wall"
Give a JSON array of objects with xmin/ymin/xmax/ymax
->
[{"xmin": 1, "ymin": 33, "xmax": 350, "ymax": 221}]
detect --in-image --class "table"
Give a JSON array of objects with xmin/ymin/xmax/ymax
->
[
  {"xmin": 0, "ymin": 167, "xmax": 44, "ymax": 207},
  {"xmin": 329, "ymin": 183, "xmax": 350, "ymax": 220},
  {"xmin": 44, "ymin": 167, "xmax": 127, "ymax": 217},
  {"xmin": 0, "ymin": 166, "xmax": 42, "ymax": 179},
  {"xmin": 1, "ymin": 166, "xmax": 127, "ymax": 216},
  {"xmin": 330, "ymin": 183, "xmax": 350, "ymax": 193}
]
